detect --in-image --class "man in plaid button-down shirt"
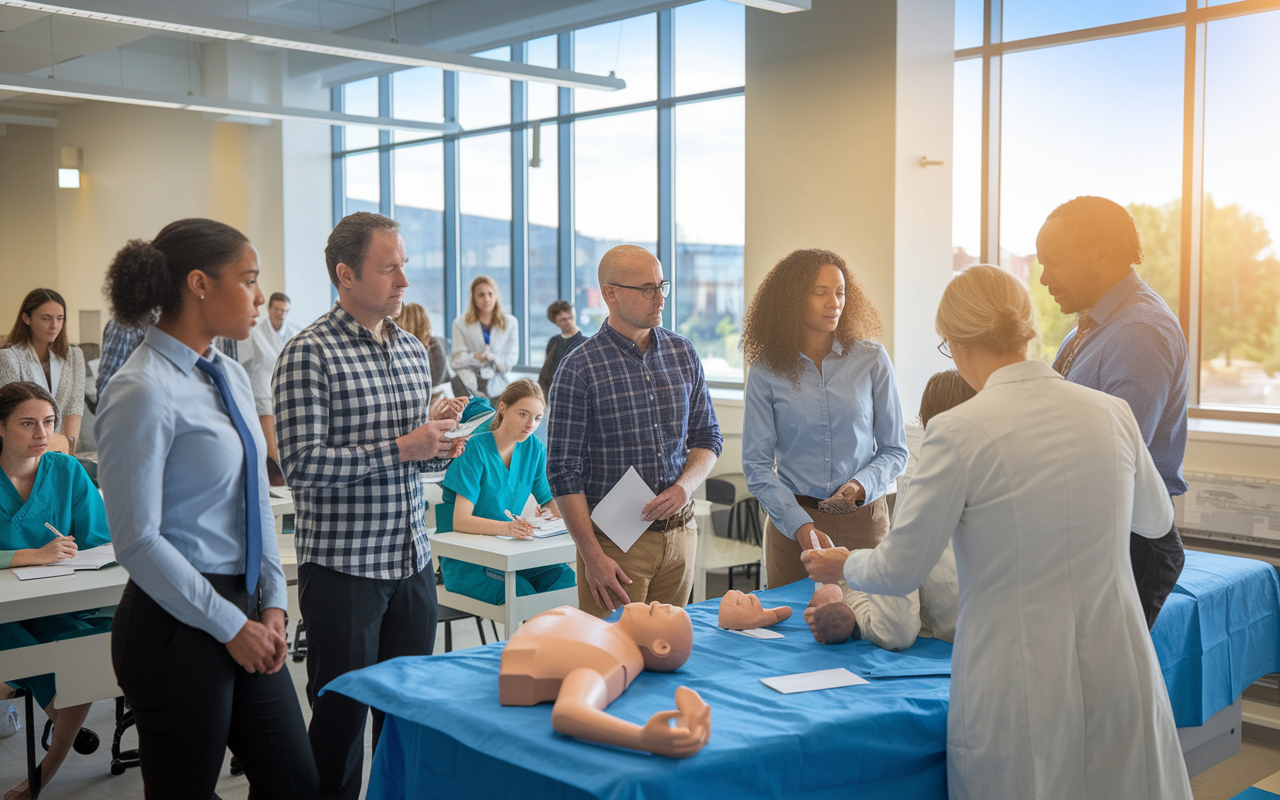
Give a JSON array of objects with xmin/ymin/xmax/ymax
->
[
  {"xmin": 548, "ymin": 245, "xmax": 722, "ymax": 618},
  {"xmin": 274, "ymin": 212, "xmax": 468, "ymax": 800}
]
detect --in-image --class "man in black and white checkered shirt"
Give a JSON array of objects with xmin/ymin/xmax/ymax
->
[{"xmin": 274, "ymin": 211, "xmax": 469, "ymax": 800}]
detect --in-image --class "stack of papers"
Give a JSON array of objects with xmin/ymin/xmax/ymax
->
[{"xmin": 12, "ymin": 543, "xmax": 117, "ymax": 581}]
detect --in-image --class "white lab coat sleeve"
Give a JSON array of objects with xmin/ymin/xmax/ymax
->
[
  {"xmin": 491, "ymin": 318, "xmax": 518, "ymax": 374},
  {"xmin": 1123, "ymin": 401, "xmax": 1175, "ymax": 538},
  {"xmin": 844, "ymin": 414, "xmax": 970, "ymax": 596},
  {"xmin": 841, "ymin": 581, "xmax": 921, "ymax": 651},
  {"xmin": 450, "ymin": 318, "xmax": 482, "ymax": 370}
]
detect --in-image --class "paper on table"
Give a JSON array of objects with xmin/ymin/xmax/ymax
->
[
  {"xmin": 589, "ymin": 466, "xmax": 657, "ymax": 554},
  {"xmin": 13, "ymin": 565, "xmax": 75, "ymax": 580},
  {"xmin": 729, "ymin": 627, "xmax": 785, "ymax": 640},
  {"xmin": 760, "ymin": 668, "xmax": 869, "ymax": 694},
  {"xmin": 495, "ymin": 516, "xmax": 570, "ymax": 541},
  {"xmin": 61, "ymin": 543, "xmax": 117, "ymax": 570}
]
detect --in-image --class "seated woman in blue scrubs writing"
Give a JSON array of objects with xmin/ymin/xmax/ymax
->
[
  {"xmin": 436, "ymin": 379, "xmax": 575, "ymax": 605},
  {"xmin": 0, "ymin": 381, "xmax": 110, "ymax": 800}
]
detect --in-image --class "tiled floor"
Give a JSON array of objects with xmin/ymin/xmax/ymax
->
[{"xmin": 2, "ymin": 570, "xmax": 1276, "ymax": 800}]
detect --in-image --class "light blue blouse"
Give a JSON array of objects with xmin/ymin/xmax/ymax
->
[
  {"xmin": 437, "ymin": 432, "xmax": 552, "ymax": 532},
  {"xmin": 743, "ymin": 339, "xmax": 909, "ymax": 539},
  {"xmin": 94, "ymin": 327, "xmax": 284, "ymax": 644},
  {"xmin": 0, "ymin": 452, "xmax": 110, "ymax": 568}
]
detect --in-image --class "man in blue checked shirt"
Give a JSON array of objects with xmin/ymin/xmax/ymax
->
[
  {"xmin": 274, "ymin": 212, "xmax": 469, "ymax": 800},
  {"xmin": 1037, "ymin": 196, "xmax": 1188, "ymax": 630},
  {"xmin": 547, "ymin": 245, "xmax": 723, "ymax": 618}
]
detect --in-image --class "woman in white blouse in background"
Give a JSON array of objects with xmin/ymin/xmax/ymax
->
[
  {"xmin": 803, "ymin": 264, "xmax": 1191, "ymax": 800},
  {"xmin": 451, "ymin": 276, "xmax": 518, "ymax": 398},
  {"xmin": 0, "ymin": 289, "xmax": 85, "ymax": 455}
]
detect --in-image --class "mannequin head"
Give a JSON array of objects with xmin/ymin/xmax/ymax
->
[
  {"xmin": 811, "ymin": 603, "xmax": 858, "ymax": 644},
  {"xmin": 616, "ymin": 602, "xmax": 694, "ymax": 671}
]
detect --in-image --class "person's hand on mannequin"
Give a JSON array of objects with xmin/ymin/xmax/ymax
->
[
  {"xmin": 639, "ymin": 687, "xmax": 711, "ymax": 758},
  {"xmin": 800, "ymin": 530, "xmax": 849, "ymax": 585}
]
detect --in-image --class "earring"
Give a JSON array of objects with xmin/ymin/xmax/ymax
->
[{"xmin": 200, "ymin": 295, "xmax": 205, "ymax": 300}]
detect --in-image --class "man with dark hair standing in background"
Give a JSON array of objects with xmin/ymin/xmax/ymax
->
[
  {"xmin": 274, "ymin": 211, "xmax": 468, "ymax": 799},
  {"xmin": 537, "ymin": 299, "xmax": 585, "ymax": 396},
  {"xmin": 1036, "ymin": 195, "xmax": 1188, "ymax": 629}
]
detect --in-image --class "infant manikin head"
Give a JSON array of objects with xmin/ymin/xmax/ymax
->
[
  {"xmin": 617, "ymin": 602, "xmax": 694, "ymax": 671},
  {"xmin": 717, "ymin": 589, "xmax": 793, "ymax": 630}
]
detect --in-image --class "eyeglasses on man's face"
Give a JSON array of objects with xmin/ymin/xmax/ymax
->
[
  {"xmin": 609, "ymin": 281, "xmax": 671, "ymax": 301},
  {"xmin": 938, "ymin": 340, "xmax": 952, "ymax": 359}
]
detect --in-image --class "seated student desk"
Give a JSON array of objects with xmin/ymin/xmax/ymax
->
[{"xmin": 325, "ymin": 550, "xmax": 1280, "ymax": 800}]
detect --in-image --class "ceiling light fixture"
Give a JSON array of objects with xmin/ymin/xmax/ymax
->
[
  {"xmin": 0, "ymin": 72, "xmax": 463, "ymax": 133},
  {"xmin": 0, "ymin": 0, "xmax": 626, "ymax": 91}
]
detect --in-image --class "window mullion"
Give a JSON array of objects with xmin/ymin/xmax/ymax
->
[{"xmin": 1181, "ymin": 10, "xmax": 1207, "ymax": 405}]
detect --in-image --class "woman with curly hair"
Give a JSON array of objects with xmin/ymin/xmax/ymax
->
[{"xmin": 741, "ymin": 249, "xmax": 907, "ymax": 588}]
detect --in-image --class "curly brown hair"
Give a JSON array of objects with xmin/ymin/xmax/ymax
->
[{"xmin": 741, "ymin": 249, "xmax": 884, "ymax": 386}]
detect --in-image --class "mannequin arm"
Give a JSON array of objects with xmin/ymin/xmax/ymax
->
[{"xmin": 550, "ymin": 668, "xmax": 710, "ymax": 758}]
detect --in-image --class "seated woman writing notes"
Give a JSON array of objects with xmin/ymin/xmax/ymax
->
[
  {"xmin": 436, "ymin": 380, "xmax": 575, "ymax": 605},
  {"xmin": 0, "ymin": 382, "xmax": 111, "ymax": 800}
]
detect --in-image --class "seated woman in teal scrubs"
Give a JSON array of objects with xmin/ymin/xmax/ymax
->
[
  {"xmin": 0, "ymin": 382, "xmax": 111, "ymax": 800},
  {"xmin": 436, "ymin": 380, "xmax": 575, "ymax": 605}
]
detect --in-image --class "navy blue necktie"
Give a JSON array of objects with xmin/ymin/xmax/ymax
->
[{"xmin": 195, "ymin": 357, "xmax": 262, "ymax": 594}]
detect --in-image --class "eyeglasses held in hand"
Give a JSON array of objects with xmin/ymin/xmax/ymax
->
[{"xmin": 609, "ymin": 281, "xmax": 671, "ymax": 300}]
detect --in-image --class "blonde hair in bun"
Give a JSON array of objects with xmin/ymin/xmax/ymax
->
[{"xmin": 935, "ymin": 264, "xmax": 1039, "ymax": 356}]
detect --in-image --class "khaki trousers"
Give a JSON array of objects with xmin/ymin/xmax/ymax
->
[
  {"xmin": 576, "ymin": 519, "xmax": 697, "ymax": 619},
  {"xmin": 765, "ymin": 496, "xmax": 889, "ymax": 589}
]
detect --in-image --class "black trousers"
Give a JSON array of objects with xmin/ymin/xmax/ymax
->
[
  {"xmin": 112, "ymin": 577, "xmax": 318, "ymax": 800},
  {"xmin": 1131, "ymin": 521, "xmax": 1186, "ymax": 630},
  {"xmin": 298, "ymin": 562, "xmax": 437, "ymax": 800}
]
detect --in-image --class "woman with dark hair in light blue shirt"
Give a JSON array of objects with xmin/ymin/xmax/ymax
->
[
  {"xmin": 741, "ymin": 248, "xmax": 908, "ymax": 589},
  {"xmin": 95, "ymin": 219, "xmax": 318, "ymax": 799}
]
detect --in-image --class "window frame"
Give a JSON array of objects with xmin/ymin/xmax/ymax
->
[
  {"xmin": 330, "ymin": 8, "xmax": 747, "ymax": 388},
  {"xmin": 958, "ymin": 0, "xmax": 1280, "ymax": 423}
]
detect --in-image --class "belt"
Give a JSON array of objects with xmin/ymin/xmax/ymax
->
[
  {"xmin": 794, "ymin": 494, "xmax": 826, "ymax": 510},
  {"xmin": 647, "ymin": 501, "xmax": 695, "ymax": 532}
]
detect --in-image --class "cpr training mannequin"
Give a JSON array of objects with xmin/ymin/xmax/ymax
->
[
  {"xmin": 717, "ymin": 590, "xmax": 792, "ymax": 630},
  {"xmin": 499, "ymin": 603, "xmax": 711, "ymax": 758}
]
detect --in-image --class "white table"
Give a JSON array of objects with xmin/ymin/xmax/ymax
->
[
  {"xmin": 691, "ymin": 499, "xmax": 763, "ymax": 603},
  {"xmin": 0, "ymin": 566, "xmax": 128, "ymax": 708},
  {"xmin": 428, "ymin": 530, "xmax": 577, "ymax": 639}
]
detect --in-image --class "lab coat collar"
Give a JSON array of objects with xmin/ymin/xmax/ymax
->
[
  {"xmin": 982, "ymin": 359, "xmax": 1063, "ymax": 390},
  {"xmin": 18, "ymin": 342, "xmax": 63, "ymax": 393}
]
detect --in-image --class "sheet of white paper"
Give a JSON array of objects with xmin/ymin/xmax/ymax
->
[
  {"xmin": 760, "ymin": 668, "xmax": 869, "ymax": 695},
  {"xmin": 13, "ymin": 565, "xmax": 75, "ymax": 580},
  {"xmin": 589, "ymin": 466, "xmax": 657, "ymax": 554},
  {"xmin": 729, "ymin": 627, "xmax": 785, "ymax": 640},
  {"xmin": 62, "ymin": 543, "xmax": 117, "ymax": 570},
  {"xmin": 445, "ymin": 411, "xmax": 495, "ymax": 439},
  {"xmin": 532, "ymin": 517, "xmax": 568, "ymax": 537}
]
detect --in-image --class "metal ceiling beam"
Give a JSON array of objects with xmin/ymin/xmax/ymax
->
[
  {"xmin": 0, "ymin": 0, "xmax": 626, "ymax": 90},
  {"xmin": 0, "ymin": 71, "xmax": 462, "ymax": 132}
]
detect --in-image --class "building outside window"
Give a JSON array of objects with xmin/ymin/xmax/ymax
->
[{"xmin": 331, "ymin": 0, "xmax": 746, "ymax": 384}]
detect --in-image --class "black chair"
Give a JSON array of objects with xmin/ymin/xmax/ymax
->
[
  {"xmin": 12, "ymin": 689, "xmax": 105, "ymax": 799},
  {"xmin": 108, "ymin": 697, "xmax": 139, "ymax": 775},
  {"xmin": 437, "ymin": 604, "xmax": 498, "ymax": 653}
]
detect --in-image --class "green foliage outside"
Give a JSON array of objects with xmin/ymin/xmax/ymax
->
[
  {"xmin": 1024, "ymin": 196, "xmax": 1279, "ymax": 376},
  {"xmin": 677, "ymin": 309, "xmax": 743, "ymax": 370}
]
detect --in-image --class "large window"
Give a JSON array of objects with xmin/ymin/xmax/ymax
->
[
  {"xmin": 956, "ymin": 0, "xmax": 1280, "ymax": 417},
  {"xmin": 331, "ymin": 0, "xmax": 746, "ymax": 383}
]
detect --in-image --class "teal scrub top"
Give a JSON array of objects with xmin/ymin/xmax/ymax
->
[
  {"xmin": 437, "ymin": 432, "xmax": 553, "ymax": 533},
  {"xmin": 0, "ymin": 452, "xmax": 111, "ymax": 569}
]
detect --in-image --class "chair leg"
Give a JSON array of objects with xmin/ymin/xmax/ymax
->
[
  {"xmin": 728, "ymin": 565, "xmax": 735, "ymax": 591},
  {"xmin": 490, "ymin": 620, "xmax": 499, "ymax": 641},
  {"xmin": 23, "ymin": 691, "xmax": 42, "ymax": 800},
  {"xmin": 475, "ymin": 617, "xmax": 486, "ymax": 646},
  {"xmin": 443, "ymin": 620, "xmax": 453, "ymax": 653}
]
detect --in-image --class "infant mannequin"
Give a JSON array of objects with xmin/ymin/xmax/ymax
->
[
  {"xmin": 804, "ymin": 584, "xmax": 859, "ymax": 644},
  {"xmin": 499, "ymin": 603, "xmax": 711, "ymax": 758},
  {"xmin": 717, "ymin": 590, "xmax": 792, "ymax": 630}
]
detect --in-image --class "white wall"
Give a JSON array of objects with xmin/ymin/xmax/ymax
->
[
  {"xmin": 281, "ymin": 74, "xmax": 338, "ymax": 327},
  {"xmin": 0, "ymin": 122, "xmax": 56, "ymax": 330}
]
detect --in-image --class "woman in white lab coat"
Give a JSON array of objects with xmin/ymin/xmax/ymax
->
[
  {"xmin": 803, "ymin": 264, "xmax": 1191, "ymax": 800},
  {"xmin": 451, "ymin": 276, "xmax": 519, "ymax": 398}
]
